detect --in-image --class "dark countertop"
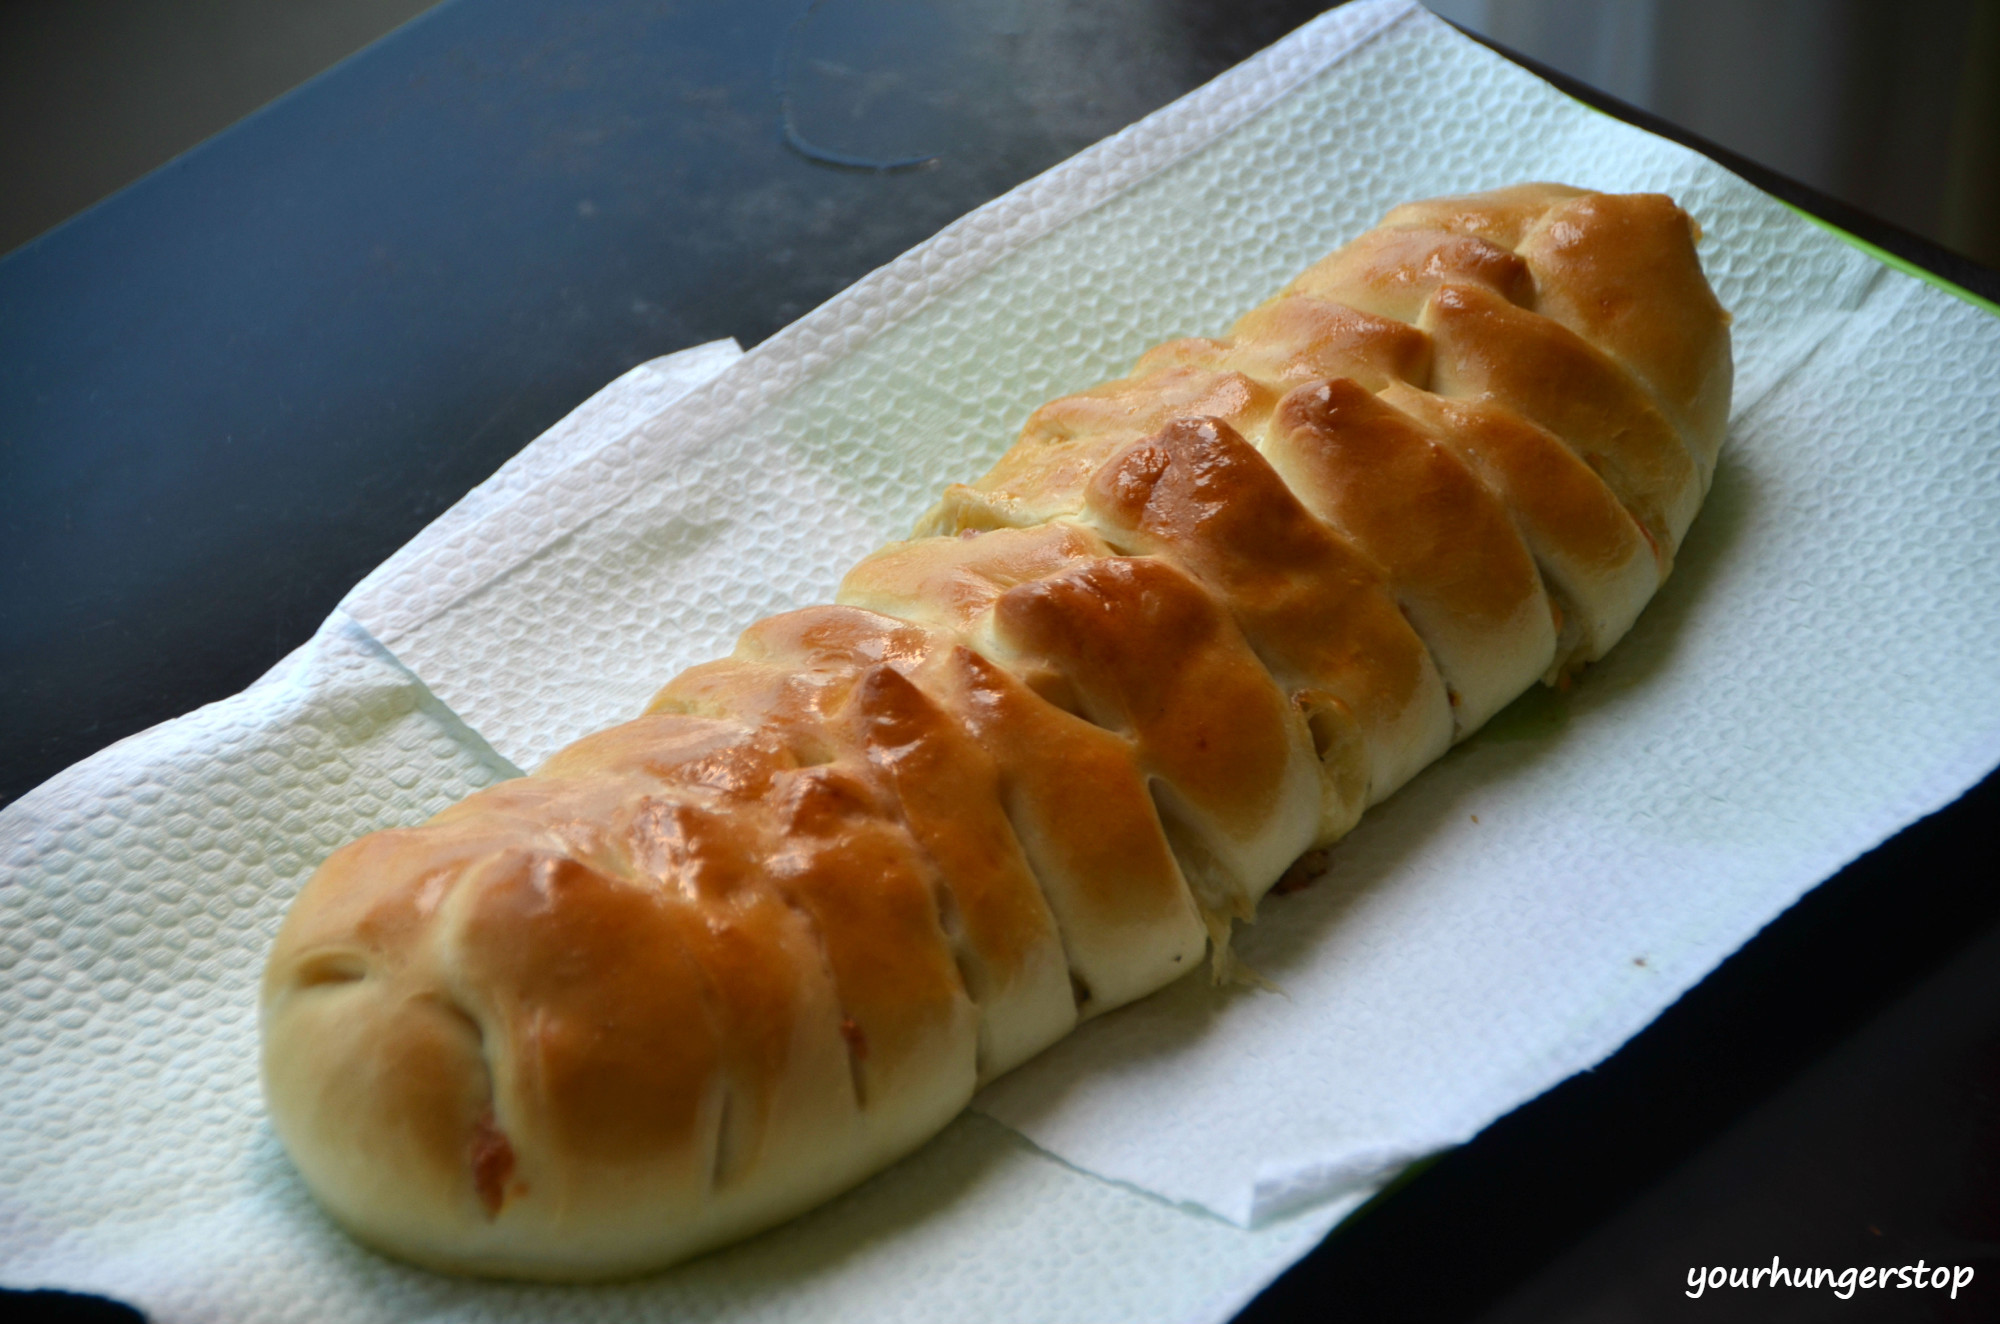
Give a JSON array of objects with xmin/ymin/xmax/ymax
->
[{"xmin": 3, "ymin": 2, "xmax": 1997, "ymax": 1320}]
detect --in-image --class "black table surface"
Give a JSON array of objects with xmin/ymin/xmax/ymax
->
[{"xmin": 4, "ymin": 2, "xmax": 1997, "ymax": 1321}]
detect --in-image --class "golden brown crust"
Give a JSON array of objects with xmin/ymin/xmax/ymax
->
[
  {"xmin": 1264, "ymin": 377, "xmax": 1556, "ymax": 734},
  {"xmin": 262, "ymin": 183, "xmax": 1731, "ymax": 1279},
  {"xmin": 1419, "ymin": 280, "xmax": 1703, "ymax": 562},
  {"xmin": 916, "ymin": 367, "xmax": 1279, "ymax": 536},
  {"xmin": 1516, "ymin": 192, "xmax": 1733, "ymax": 476},
  {"xmin": 1379, "ymin": 382, "xmax": 1659, "ymax": 669},
  {"xmin": 652, "ymin": 607, "xmax": 1077, "ymax": 1075},
  {"xmin": 1285, "ymin": 225, "xmax": 1535, "ymax": 326},
  {"xmin": 1078, "ymin": 416, "xmax": 1448, "ymax": 826},
  {"xmin": 1378, "ymin": 181, "xmax": 1589, "ymax": 248}
]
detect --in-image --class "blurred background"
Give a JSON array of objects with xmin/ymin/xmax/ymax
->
[
  {"xmin": 1429, "ymin": 0, "xmax": 1999, "ymax": 267},
  {"xmin": 3, "ymin": 0, "xmax": 1997, "ymax": 265}
]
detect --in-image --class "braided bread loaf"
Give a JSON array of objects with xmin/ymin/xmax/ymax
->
[{"xmin": 261, "ymin": 183, "xmax": 1731, "ymax": 1279}]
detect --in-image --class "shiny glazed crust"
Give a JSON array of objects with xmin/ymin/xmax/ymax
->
[{"xmin": 261, "ymin": 184, "xmax": 1732, "ymax": 1279}]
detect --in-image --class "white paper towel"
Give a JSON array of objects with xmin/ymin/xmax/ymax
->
[{"xmin": 7, "ymin": 2, "xmax": 2000, "ymax": 1319}]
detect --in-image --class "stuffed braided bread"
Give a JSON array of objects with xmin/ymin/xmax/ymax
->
[{"xmin": 261, "ymin": 182, "xmax": 1732, "ymax": 1279}]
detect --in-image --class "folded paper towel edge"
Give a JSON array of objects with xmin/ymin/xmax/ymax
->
[
  {"xmin": 1246, "ymin": 1141, "xmax": 1456, "ymax": 1228},
  {"xmin": 341, "ymin": 338, "xmax": 746, "ymax": 647},
  {"xmin": 0, "ymin": 609, "xmax": 520, "ymax": 849}
]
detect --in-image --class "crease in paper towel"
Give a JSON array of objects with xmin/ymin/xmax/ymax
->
[{"xmin": 7, "ymin": 1, "xmax": 2000, "ymax": 1318}]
